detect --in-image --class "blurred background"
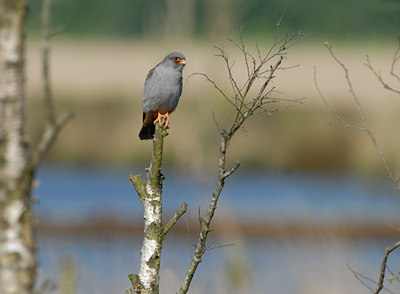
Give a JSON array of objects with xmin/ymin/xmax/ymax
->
[{"xmin": 24, "ymin": 0, "xmax": 400, "ymax": 293}]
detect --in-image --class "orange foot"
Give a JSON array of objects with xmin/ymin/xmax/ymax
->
[{"xmin": 153, "ymin": 112, "xmax": 170, "ymax": 128}]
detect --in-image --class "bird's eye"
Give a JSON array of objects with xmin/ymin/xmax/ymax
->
[{"xmin": 173, "ymin": 57, "xmax": 180, "ymax": 62}]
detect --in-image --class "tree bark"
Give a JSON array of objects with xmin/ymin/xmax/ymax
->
[
  {"xmin": 0, "ymin": 1, "xmax": 37, "ymax": 294},
  {"xmin": 129, "ymin": 126, "xmax": 166, "ymax": 294},
  {"xmin": 129, "ymin": 124, "xmax": 186, "ymax": 294}
]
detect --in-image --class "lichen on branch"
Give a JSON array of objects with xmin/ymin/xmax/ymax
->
[{"xmin": 129, "ymin": 123, "xmax": 186, "ymax": 294}]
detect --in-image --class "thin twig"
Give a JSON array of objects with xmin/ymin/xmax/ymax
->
[
  {"xmin": 316, "ymin": 43, "xmax": 400, "ymax": 191},
  {"xmin": 374, "ymin": 241, "xmax": 400, "ymax": 294},
  {"xmin": 163, "ymin": 202, "xmax": 187, "ymax": 237},
  {"xmin": 365, "ymin": 55, "xmax": 400, "ymax": 94},
  {"xmin": 41, "ymin": 0, "xmax": 56, "ymax": 125},
  {"xmin": 32, "ymin": 0, "xmax": 74, "ymax": 168},
  {"xmin": 178, "ymin": 27, "xmax": 305, "ymax": 294},
  {"xmin": 347, "ymin": 263, "xmax": 376, "ymax": 293},
  {"xmin": 206, "ymin": 242, "xmax": 235, "ymax": 251},
  {"xmin": 32, "ymin": 111, "xmax": 74, "ymax": 168},
  {"xmin": 390, "ymin": 34, "xmax": 400, "ymax": 82}
]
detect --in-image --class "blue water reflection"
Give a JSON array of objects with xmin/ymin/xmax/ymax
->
[
  {"xmin": 35, "ymin": 165, "xmax": 400, "ymax": 223},
  {"xmin": 34, "ymin": 165, "xmax": 400, "ymax": 294}
]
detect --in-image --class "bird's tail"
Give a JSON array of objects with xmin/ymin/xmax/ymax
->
[{"xmin": 139, "ymin": 124, "xmax": 155, "ymax": 140}]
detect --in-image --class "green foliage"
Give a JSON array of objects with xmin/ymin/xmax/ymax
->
[{"xmin": 26, "ymin": 0, "xmax": 400, "ymax": 40}]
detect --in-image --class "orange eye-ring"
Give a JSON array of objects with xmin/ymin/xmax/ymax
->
[{"xmin": 173, "ymin": 57, "xmax": 180, "ymax": 62}]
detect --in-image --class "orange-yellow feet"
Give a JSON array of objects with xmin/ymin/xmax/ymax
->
[{"xmin": 153, "ymin": 112, "xmax": 170, "ymax": 128}]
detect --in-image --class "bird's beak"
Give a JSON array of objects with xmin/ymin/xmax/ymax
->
[{"xmin": 179, "ymin": 58, "xmax": 186, "ymax": 65}]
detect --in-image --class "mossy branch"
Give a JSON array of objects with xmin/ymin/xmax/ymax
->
[{"xmin": 129, "ymin": 122, "xmax": 186, "ymax": 294}]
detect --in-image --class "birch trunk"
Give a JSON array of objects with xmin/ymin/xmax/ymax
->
[
  {"xmin": 0, "ymin": 1, "xmax": 37, "ymax": 293},
  {"xmin": 129, "ymin": 124, "xmax": 186, "ymax": 294}
]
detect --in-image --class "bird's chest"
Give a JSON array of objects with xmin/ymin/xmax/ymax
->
[{"xmin": 143, "ymin": 70, "xmax": 182, "ymax": 111}]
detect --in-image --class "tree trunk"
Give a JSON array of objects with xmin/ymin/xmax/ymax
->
[
  {"xmin": 129, "ymin": 124, "xmax": 187, "ymax": 294},
  {"xmin": 0, "ymin": 1, "xmax": 37, "ymax": 293}
]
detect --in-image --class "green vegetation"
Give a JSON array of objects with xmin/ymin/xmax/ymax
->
[{"xmin": 27, "ymin": 0, "xmax": 400, "ymax": 40}]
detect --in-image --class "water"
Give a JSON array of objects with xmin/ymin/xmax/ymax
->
[
  {"xmin": 34, "ymin": 165, "xmax": 400, "ymax": 294},
  {"xmin": 35, "ymin": 165, "xmax": 400, "ymax": 223}
]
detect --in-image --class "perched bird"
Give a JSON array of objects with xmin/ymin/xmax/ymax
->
[{"xmin": 139, "ymin": 52, "xmax": 186, "ymax": 140}]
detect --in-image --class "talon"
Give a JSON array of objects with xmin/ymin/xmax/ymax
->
[
  {"xmin": 164, "ymin": 113, "xmax": 170, "ymax": 128},
  {"xmin": 153, "ymin": 112, "xmax": 170, "ymax": 128},
  {"xmin": 153, "ymin": 112, "xmax": 164, "ymax": 126}
]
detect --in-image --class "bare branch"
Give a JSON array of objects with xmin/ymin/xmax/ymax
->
[
  {"xmin": 32, "ymin": 0, "xmax": 74, "ymax": 169},
  {"xmin": 365, "ymin": 55, "xmax": 400, "ymax": 94},
  {"xmin": 178, "ymin": 28, "xmax": 305, "ymax": 294},
  {"xmin": 32, "ymin": 111, "xmax": 74, "ymax": 168},
  {"xmin": 41, "ymin": 0, "xmax": 56, "ymax": 125},
  {"xmin": 223, "ymin": 160, "xmax": 240, "ymax": 178},
  {"xmin": 188, "ymin": 72, "xmax": 238, "ymax": 111},
  {"xmin": 390, "ymin": 34, "xmax": 400, "ymax": 82},
  {"xmin": 374, "ymin": 241, "xmax": 400, "ymax": 294},
  {"xmin": 205, "ymin": 242, "xmax": 235, "ymax": 251},
  {"xmin": 316, "ymin": 43, "xmax": 400, "ymax": 191},
  {"xmin": 163, "ymin": 202, "xmax": 187, "ymax": 237},
  {"xmin": 314, "ymin": 66, "xmax": 364, "ymax": 130},
  {"xmin": 347, "ymin": 263, "xmax": 376, "ymax": 293}
]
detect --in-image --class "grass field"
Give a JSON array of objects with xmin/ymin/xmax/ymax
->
[{"xmin": 25, "ymin": 37, "xmax": 400, "ymax": 173}]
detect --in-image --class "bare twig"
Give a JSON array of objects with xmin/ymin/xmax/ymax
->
[
  {"xmin": 347, "ymin": 263, "xmax": 376, "ymax": 293},
  {"xmin": 390, "ymin": 34, "xmax": 400, "ymax": 82},
  {"xmin": 365, "ymin": 55, "xmax": 400, "ymax": 94},
  {"xmin": 317, "ymin": 40, "xmax": 400, "ymax": 294},
  {"xmin": 315, "ymin": 43, "xmax": 400, "ymax": 191},
  {"xmin": 163, "ymin": 202, "xmax": 187, "ymax": 236},
  {"xmin": 32, "ymin": 0, "xmax": 73, "ymax": 168},
  {"xmin": 206, "ymin": 242, "xmax": 235, "ymax": 251},
  {"xmin": 41, "ymin": 0, "xmax": 56, "ymax": 125},
  {"xmin": 32, "ymin": 111, "xmax": 74, "ymax": 167},
  {"xmin": 364, "ymin": 34, "xmax": 400, "ymax": 94},
  {"xmin": 347, "ymin": 263, "xmax": 397, "ymax": 294},
  {"xmin": 374, "ymin": 241, "xmax": 400, "ymax": 294}
]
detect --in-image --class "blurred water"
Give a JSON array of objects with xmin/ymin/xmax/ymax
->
[
  {"xmin": 34, "ymin": 165, "xmax": 400, "ymax": 294},
  {"xmin": 35, "ymin": 165, "xmax": 400, "ymax": 223},
  {"xmin": 37, "ymin": 234, "xmax": 400, "ymax": 294}
]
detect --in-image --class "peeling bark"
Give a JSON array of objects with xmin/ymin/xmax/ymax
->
[
  {"xmin": 0, "ymin": 1, "xmax": 72, "ymax": 293},
  {"xmin": 0, "ymin": 1, "xmax": 37, "ymax": 293},
  {"xmin": 129, "ymin": 124, "xmax": 186, "ymax": 294}
]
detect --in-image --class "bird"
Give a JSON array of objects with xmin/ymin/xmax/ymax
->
[{"xmin": 139, "ymin": 52, "xmax": 186, "ymax": 140}]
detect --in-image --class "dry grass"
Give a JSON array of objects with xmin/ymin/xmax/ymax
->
[{"xmin": 25, "ymin": 37, "xmax": 400, "ymax": 172}]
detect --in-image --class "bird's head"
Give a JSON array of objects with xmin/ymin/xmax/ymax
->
[{"xmin": 163, "ymin": 52, "xmax": 186, "ymax": 69}]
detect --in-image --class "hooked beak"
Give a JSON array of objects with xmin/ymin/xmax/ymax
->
[{"xmin": 179, "ymin": 58, "xmax": 186, "ymax": 66}]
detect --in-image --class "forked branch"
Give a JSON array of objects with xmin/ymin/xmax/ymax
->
[
  {"xmin": 364, "ymin": 34, "xmax": 400, "ymax": 94},
  {"xmin": 179, "ymin": 28, "xmax": 305, "ymax": 294},
  {"xmin": 314, "ymin": 42, "xmax": 400, "ymax": 191},
  {"xmin": 32, "ymin": 0, "xmax": 73, "ymax": 169}
]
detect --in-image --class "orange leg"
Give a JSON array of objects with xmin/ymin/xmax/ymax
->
[
  {"xmin": 153, "ymin": 112, "xmax": 164, "ymax": 125},
  {"xmin": 164, "ymin": 112, "xmax": 170, "ymax": 127},
  {"xmin": 153, "ymin": 112, "xmax": 170, "ymax": 128}
]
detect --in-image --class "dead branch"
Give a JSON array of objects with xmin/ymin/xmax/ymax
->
[
  {"xmin": 178, "ymin": 27, "xmax": 305, "ymax": 294},
  {"xmin": 314, "ymin": 42, "xmax": 400, "ymax": 191},
  {"xmin": 316, "ymin": 40, "xmax": 400, "ymax": 294},
  {"xmin": 364, "ymin": 34, "xmax": 400, "ymax": 93},
  {"xmin": 33, "ymin": 0, "xmax": 73, "ymax": 169},
  {"xmin": 374, "ymin": 241, "xmax": 400, "ymax": 294}
]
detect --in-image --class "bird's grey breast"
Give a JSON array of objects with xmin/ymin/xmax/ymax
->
[{"xmin": 142, "ymin": 63, "xmax": 183, "ymax": 112}]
